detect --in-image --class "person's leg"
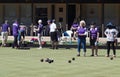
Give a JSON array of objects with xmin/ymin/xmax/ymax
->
[
  {"xmin": 73, "ymin": 30, "xmax": 76, "ymax": 40},
  {"xmin": 12, "ymin": 35, "xmax": 17, "ymax": 48},
  {"xmin": 1, "ymin": 32, "xmax": 5, "ymax": 46},
  {"xmin": 54, "ymin": 31, "xmax": 58, "ymax": 49},
  {"xmin": 22, "ymin": 31, "xmax": 25, "ymax": 44},
  {"xmin": 15, "ymin": 35, "xmax": 18, "ymax": 48},
  {"xmin": 17, "ymin": 32, "xmax": 21, "ymax": 47},
  {"xmin": 95, "ymin": 39, "xmax": 98, "ymax": 56},
  {"xmin": 51, "ymin": 41, "xmax": 55, "ymax": 49},
  {"xmin": 12, "ymin": 36, "xmax": 15, "ymax": 48},
  {"xmin": 106, "ymin": 41, "xmax": 110, "ymax": 57},
  {"xmin": 81, "ymin": 38, "xmax": 86, "ymax": 56},
  {"xmin": 21, "ymin": 31, "xmax": 25, "ymax": 42},
  {"xmin": 4, "ymin": 32, "xmax": 8, "ymax": 46},
  {"xmin": 71, "ymin": 30, "xmax": 74, "ymax": 38},
  {"xmin": 50, "ymin": 32, "xmax": 55, "ymax": 49},
  {"xmin": 73, "ymin": 31, "xmax": 75, "ymax": 39},
  {"xmin": 68, "ymin": 36, "xmax": 72, "ymax": 45},
  {"xmin": 91, "ymin": 46, "xmax": 94, "ymax": 56},
  {"xmin": 77, "ymin": 38, "xmax": 81, "ymax": 56},
  {"xmin": 38, "ymin": 33, "xmax": 42, "ymax": 48},
  {"xmin": 112, "ymin": 41, "xmax": 116, "ymax": 57},
  {"xmin": 54, "ymin": 41, "xmax": 58, "ymax": 49},
  {"xmin": 95, "ymin": 46, "xmax": 98, "ymax": 56},
  {"xmin": 90, "ymin": 39, "xmax": 94, "ymax": 56}
]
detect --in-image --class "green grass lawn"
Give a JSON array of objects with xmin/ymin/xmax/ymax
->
[{"xmin": 0, "ymin": 47, "xmax": 120, "ymax": 77}]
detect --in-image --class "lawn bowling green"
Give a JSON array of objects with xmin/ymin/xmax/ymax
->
[{"xmin": 0, "ymin": 47, "xmax": 120, "ymax": 77}]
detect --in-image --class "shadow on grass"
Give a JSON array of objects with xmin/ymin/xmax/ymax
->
[{"xmin": 1, "ymin": 42, "xmax": 120, "ymax": 49}]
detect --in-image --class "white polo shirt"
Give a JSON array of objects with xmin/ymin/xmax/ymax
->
[
  {"xmin": 50, "ymin": 23, "xmax": 57, "ymax": 32},
  {"xmin": 104, "ymin": 28, "xmax": 118, "ymax": 41}
]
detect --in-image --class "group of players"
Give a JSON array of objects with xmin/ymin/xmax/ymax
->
[
  {"xmin": 0, "ymin": 19, "xmax": 118, "ymax": 57},
  {"xmin": 0, "ymin": 20, "xmax": 26, "ymax": 48}
]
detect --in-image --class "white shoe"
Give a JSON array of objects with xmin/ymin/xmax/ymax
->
[{"xmin": 38, "ymin": 47, "xmax": 42, "ymax": 49}]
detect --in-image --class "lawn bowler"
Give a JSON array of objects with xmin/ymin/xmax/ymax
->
[
  {"xmin": 89, "ymin": 22, "xmax": 99, "ymax": 57},
  {"xmin": 12, "ymin": 20, "xmax": 19, "ymax": 48},
  {"xmin": 34, "ymin": 19, "xmax": 43, "ymax": 49},
  {"xmin": 75, "ymin": 20, "xmax": 87, "ymax": 57},
  {"xmin": 104, "ymin": 22, "xmax": 118, "ymax": 57},
  {"xmin": 49, "ymin": 19, "xmax": 58, "ymax": 49},
  {"xmin": 0, "ymin": 20, "xmax": 10, "ymax": 47},
  {"xmin": 70, "ymin": 19, "xmax": 79, "ymax": 40}
]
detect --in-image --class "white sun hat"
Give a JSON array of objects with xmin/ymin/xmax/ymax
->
[{"xmin": 38, "ymin": 19, "xmax": 42, "ymax": 23}]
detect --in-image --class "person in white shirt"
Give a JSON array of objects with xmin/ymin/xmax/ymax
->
[
  {"xmin": 48, "ymin": 19, "xmax": 58, "ymax": 49},
  {"xmin": 104, "ymin": 22, "xmax": 118, "ymax": 57}
]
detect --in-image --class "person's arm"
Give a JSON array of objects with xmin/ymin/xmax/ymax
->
[
  {"xmin": 104, "ymin": 29, "xmax": 107, "ymax": 36},
  {"xmin": 114, "ymin": 29, "xmax": 118, "ymax": 38},
  {"xmin": 35, "ymin": 28, "xmax": 39, "ymax": 31},
  {"xmin": 54, "ymin": 24, "xmax": 57, "ymax": 31},
  {"xmin": 79, "ymin": 28, "xmax": 87, "ymax": 36},
  {"xmin": 34, "ymin": 26, "xmax": 39, "ymax": 31},
  {"xmin": 74, "ymin": 29, "xmax": 78, "ymax": 37},
  {"xmin": 35, "ymin": 26, "xmax": 39, "ymax": 31},
  {"xmin": 89, "ymin": 30, "xmax": 91, "ymax": 39},
  {"xmin": 0, "ymin": 26, "xmax": 2, "ymax": 32},
  {"xmin": 80, "ymin": 31, "xmax": 87, "ymax": 36},
  {"xmin": 85, "ymin": 30, "xmax": 88, "ymax": 36},
  {"xmin": 97, "ymin": 32, "xmax": 99, "ymax": 42}
]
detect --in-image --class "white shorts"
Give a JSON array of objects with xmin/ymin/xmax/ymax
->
[{"xmin": 1, "ymin": 32, "xmax": 8, "ymax": 40}]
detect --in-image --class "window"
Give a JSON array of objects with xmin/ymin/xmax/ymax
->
[
  {"xmin": 59, "ymin": 8, "xmax": 63, "ymax": 12},
  {"xmin": 59, "ymin": 17, "xmax": 63, "ymax": 22}
]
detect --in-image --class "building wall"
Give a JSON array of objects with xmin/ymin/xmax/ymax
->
[
  {"xmin": 4, "ymin": 4, "xmax": 18, "ymax": 25},
  {"xmin": 76, "ymin": 4, "xmax": 80, "ymax": 20},
  {"xmin": 104, "ymin": 4, "xmax": 120, "ymax": 25},
  {"xmin": 0, "ymin": 4, "xmax": 3, "ymax": 25},
  {"xmin": 35, "ymin": 3, "xmax": 52, "ymax": 21},
  {"xmin": 20, "ymin": 4, "xmax": 32, "ymax": 25},
  {"xmin": 81, "ymin": 4, "xmax": 102, "ymax": 26},
  {"xmin": 54, "ymin": 3, "xmax": 66, "ymax": 30}
]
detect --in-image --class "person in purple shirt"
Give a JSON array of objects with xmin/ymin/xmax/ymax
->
[
  {"xmin": 75, "ymin": 20, "xmax": 87, "ymax": 57},
  {"xmin": 71, "ymin": 20, "xmax": 79, "ymax": 40},
  {"xmin": 89, "ymin": 23, "xmax": 99, "ymax": 56},
  {"xmin": 35, "ymin": 19, "xmax": 43, "ymax": 49},
  {"xmin": 12, "ymin": 20, "xmax": 19, "ymax": 48},
  {"xmin": 0, "ymin": 20, "xmax": 10, "ymax": 46}
]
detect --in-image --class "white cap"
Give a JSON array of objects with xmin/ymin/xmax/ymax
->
[{"xmin": 38, "ymin": 19, "xmax": 42, "ymax": 23}]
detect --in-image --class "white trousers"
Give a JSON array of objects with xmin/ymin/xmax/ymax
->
[
  {"xmin": 38, "ymin": 33, "xmax": 42, "ymax": 47},
  {"xmin": 1, "ymin": 32, "xmax": 8, "ymax": 45}
]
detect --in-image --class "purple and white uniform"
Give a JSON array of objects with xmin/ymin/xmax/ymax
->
[
  {"xmin": 90, "ymin": 27, "xmax": 98, "ymax": 39},
  {"xmin": 77, "ymin": 26, "xmax": 87, "ymax": 38}
]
